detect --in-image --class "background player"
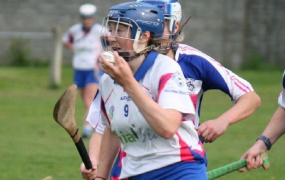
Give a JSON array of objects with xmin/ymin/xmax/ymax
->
[
  {"xmin": 62, "ymin": 3, "xmax": 105, "ymax": 138},
  {"xmin": 95, "ymin": 2, "xmax": 207, "ymax": 180},
  {"xmin": 137, "ymin": 0, "xmax": 261, "ymax": 143},
  {"xmin": 240, "ymin": 70, "xmax": 285, "ymax": 171}
]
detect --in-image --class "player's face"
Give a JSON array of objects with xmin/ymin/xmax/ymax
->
[
  {"xmin": 107, "ymin": 22, "xmax": 134, "ymax": 53},
  {"xmin": 162, "ymin": 19, "xmax": 172, "ymax": 40},
  {"xmin": 157, "ymin": 19, "xmax": 172, "ymax": 50},
  {"xmin": 81, "ymin": 17, "xmax": 95, "ymax": 29}
]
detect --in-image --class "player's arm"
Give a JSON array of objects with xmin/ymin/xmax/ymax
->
[
  {"xmin": 80, "ymin": 132, "xmax": 102, "ymax": 180},
  {"xmin": 198, "ymin": 91, "xmax": 261, "ymax": 142},
  {"xmin": 96, "ymin": 127, "xmax": 120, "ymax": 180},
  {"xmin": 100, "ymin": 52, "xmax": 187, "ymax": 138},
  {"xmin": 62, "ymin": 30, "xmax": 74, "ymax": 50},
  {"xmin": 63, "ymin": 41, "xmax": 73, "ymax": 50},
  {"xmin": 80, "ymin": 92, "xmax": 103, "ymax": 179},
  {"xmin": 89, "ymin": 132, "xmax": 102, "ymax": 166},
  {"xmin": 196, "ymin": 60, "xmax": 261, "ymax": 142},
  {"xmin": 240, "ymin": 105, "xmax": 285, "ymax": 171},
  {"xmin": 124, "ymin": 78, "xmax": 183, "ymax": 138},
  {"xmin": 258, "ymin": 105, "xmax": 285, "ymax": 148},
  {"xmin": 226, "ymin": 91, "xmax": 261, "ymax": 123},
  {"xmin": 241, "ymin": 73, "xmax": 285, "ymax": 171},
  {"xmin": 88, "ymin": 116, "xmax": 105, "ymax": 167}
]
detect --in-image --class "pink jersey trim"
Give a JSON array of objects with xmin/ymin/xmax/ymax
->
[
  {"xmin": 101, "ymin": 97, "xmax": 111, "ymax": 126},
  {"xmin": 157, "ymin": 73, "xmax": 173, "ymax": 102},
  {"xmin": 105, "ymin": 88, "xmax": 114, "ymax": 104},
  {"xmin": 176, "ymin": 132, "xmax": 205, "ymax": 162},
  {"xmin": 226, "ymin": 70, "xmax": 252, "ymax": 93}
]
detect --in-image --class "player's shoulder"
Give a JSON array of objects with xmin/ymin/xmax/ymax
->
[
  {"xmin": 100, "ymin": 73, "xmax": 112, "ymax": 84},
  {"xmin": 91, "ymin": 23, "xmax": 104, "ymax": 31},
  {"xmin": 93, "ymin": 23, "xmax": 104, "ymax": 28},
  {"xmin": 155, "ymin": 53, "xmax": 179, "ymax": 68},
  {"xmin": 69, "ymin": 23, "xmax": 82, "ymax": 32},
  {"xmin": 176, "ymin": 44, "xmax": 213, "ymax": 60},
  {"xmin": 149, "ymin": 54, "xmax": 182, "ymax": 79},
  {"xmin": 99, "ymin": 74, "xmax": 114, "ymax": 97},
  {"xmin": 176, "ymin": 44, "xmax": 225, "ymax": 68}
]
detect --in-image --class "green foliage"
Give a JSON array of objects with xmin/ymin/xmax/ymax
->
[
  {"xmin": 241, "ymin": 53, "xmax": 281, "ymax": 71},
  {"xmin": 0, "ymin": 67, "xmax": 284, "ymax": 180},
  {"xmin": 5, "ymin": 38, "xmax": 49, "ymax": 67},
  {"xmin": 6, "ymin": 38, "xmax": 31, "ymax": 66}
]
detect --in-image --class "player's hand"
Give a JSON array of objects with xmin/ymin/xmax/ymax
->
[
  {"xmin": 100, "ymin": 51, "xmax": 134, "ymax": 87},
  {"xmin": 80, "ymin": 162, "xmax": 97, "ymax": 180},
  {"xmin": 196, "ymin": 118, "xmax": 229, "ymax": 143},
  {"xmin": 239, "ymin": 141, "xmax": 266, "ymax": 172}
]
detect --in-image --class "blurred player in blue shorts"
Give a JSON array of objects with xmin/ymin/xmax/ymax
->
[{"xmin": 62, "ymin": 3, "xmax": 107, "ymax": 138}]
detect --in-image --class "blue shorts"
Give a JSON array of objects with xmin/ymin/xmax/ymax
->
[
  {"xmin": 74, "ymin": 70, "xmax": 99, "ymax": 88},
  {"xmin": 128, "ymin": 161, "xmax": 207, "ymax": 180},
  {"xmin": 111, "ymin": 159, "xmax": 207, "ymax": 180},
  {"xmin": 98, "ymin": 68, "xmax": 104, "ymax": 77}
]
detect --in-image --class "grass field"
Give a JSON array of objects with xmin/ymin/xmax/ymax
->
[{"xmin": 0, "ymin": 66, "xmax": 284, "ymax": 180}]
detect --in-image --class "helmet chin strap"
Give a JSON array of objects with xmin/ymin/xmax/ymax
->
[
  {"xmin": 119, "ymin": 44, "xmax": 157, "ymax": 62},
  {"xmin": 120, "ymin": 28, "xmax": 158, "ymax": 62}
]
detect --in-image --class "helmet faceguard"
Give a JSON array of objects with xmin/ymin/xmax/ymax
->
[{"xmin": 101, "ymin": 2, "xmax": 165, "ymax": 61}]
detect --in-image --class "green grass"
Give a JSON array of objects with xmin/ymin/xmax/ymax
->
[
  {"xmin": 0, "ymin": 66, "xmax": 85, "ymax": 180},
  {"xmin": 0, "ymin": 67, "xmax": 284, "ymax": 180},
  {"xmin": 203, "ymin": 70, "xmax": 284, "ymax": 180}
]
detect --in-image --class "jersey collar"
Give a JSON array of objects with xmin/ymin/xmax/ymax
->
[{"xmin": 134, "ymin": 51, "xmax": 158, "ymax": 82}]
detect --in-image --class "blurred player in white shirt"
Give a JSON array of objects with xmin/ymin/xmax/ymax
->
[{"xmin": 62, "ymin": 3, "xmax": 106, "ymax": 138}]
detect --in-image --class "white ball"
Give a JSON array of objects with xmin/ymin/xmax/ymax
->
[{"xmin": 99, "ymin": 51, "xmax": 115, "ymax": 68}]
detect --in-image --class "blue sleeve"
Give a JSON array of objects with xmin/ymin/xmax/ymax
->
[{"xmin": 178, "ymin": 54, "xmax": 232, "ymax": 98}]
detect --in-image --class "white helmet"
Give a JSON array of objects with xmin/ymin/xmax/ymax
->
[{"xmin": 79, "ymin": 3, "xmax": 97, "ymax": 18}]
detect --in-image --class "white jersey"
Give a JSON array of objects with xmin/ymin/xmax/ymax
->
[
  {"xmin": 62, "ymin": 23, "xmax": 105, "ymax": 70},
  {"xmin": 175, "ymin": 44, "xmax": 254, "ymax": 127},
  {"xmin": 278, "ymin": 70, "xmax": 285, "ymax": 108},
  {"xmin": 99, "ymin": 51, "xmax": 206, "ymax": 179},
  {"xmin": 88, "ymin": 44, "xmax": 255, "ymax": 132},
  {"xmin": 86, "ymin": 91, "xmax": 105, "ymax": 134}
]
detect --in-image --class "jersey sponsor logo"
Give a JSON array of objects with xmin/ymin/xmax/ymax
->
[
  {"xmin": 113, "ymin": 128, "xmax": 159, "ymax": 144},
  {"xmin": 120, "ymin": 95, "xmax": 132, "ymax": 101},
  {"xmin": 171, "ymin": 71, "xmax": 185, "ymax": 87},
  {"xmin": 108, "ymin": 105, "xmax": 115, "ymax": 120},
  {"xmin": 186, "ymin": 78, "xmax": 196, "ymax": 93},
  {"xmin": 164, "ymin": 89, "xmax": 189, "ymax": 95}
]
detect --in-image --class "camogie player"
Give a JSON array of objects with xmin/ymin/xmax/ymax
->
[
  {"xmin": 80, "ymin": 0, "xmax": 261, "ymax": 179},
  {"xmin": 95, "ymin": 2, "xmax": 207, "ymax": 180},
  {"xmin": 137, "ymin": 0, "xmax": 261, "ymax": 143},
  {"xmin": 62, "ymin": 3, "xmax": 106, "ymax": 138},
  {"xmin": 240, "ymin": 70, "xmax": 285, "ymax": 171}
]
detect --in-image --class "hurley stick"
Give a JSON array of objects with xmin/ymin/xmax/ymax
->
[
  {"xmin": 207, "ymin": 152, "xmax": 269, "ymax": 180},
  {"xmin": 53, "ymin": 84, "xmax": 92, "ymax": 169}
]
